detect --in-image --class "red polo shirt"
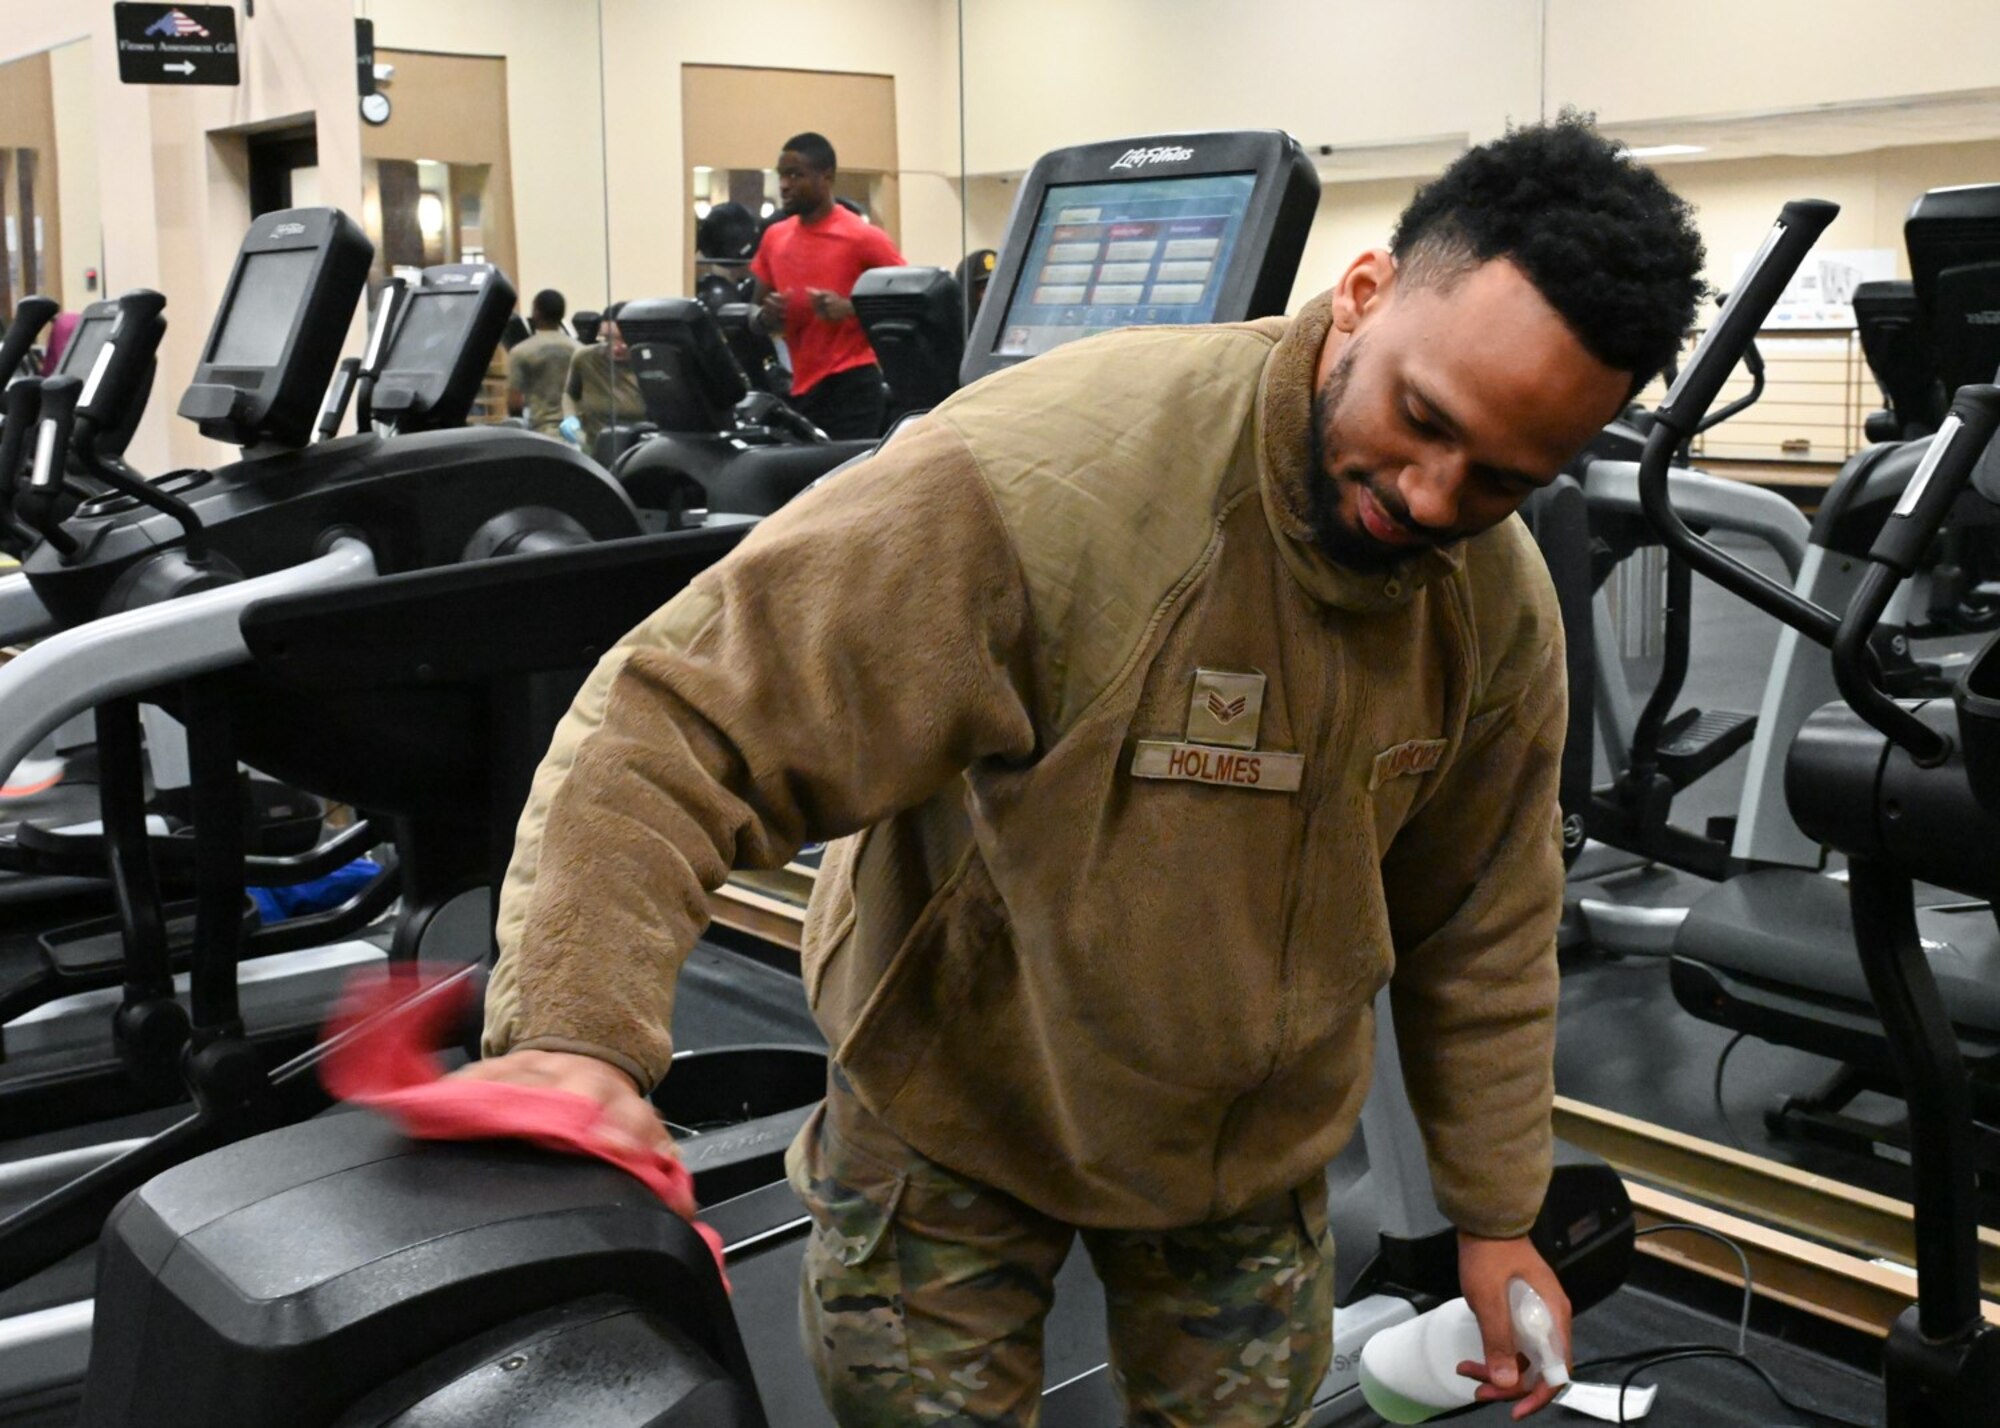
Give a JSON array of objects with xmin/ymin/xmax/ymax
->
[{"xmin": 751, "ymin": 204, "xmax": 905, "ymax": 397}]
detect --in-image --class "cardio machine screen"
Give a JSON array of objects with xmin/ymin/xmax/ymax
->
[
  {"xmin": 208, "ymin": 248, "xmax": 318, "ymax": 368},
  {"xmin": 57, "ymin": 313, "xmax": 114, "ymax": 379},
  {"xmin": 382, "ymin": 290, "xmax": 476, "ymax": 371},
  {"xmin": 994, "ymin": 171, "xmax": 1257, "ymax": 359}
]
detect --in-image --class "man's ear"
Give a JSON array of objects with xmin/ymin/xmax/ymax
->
[{"xmin": 1330, "ymin": 249, "xmax": 1396, "ymax": 333}]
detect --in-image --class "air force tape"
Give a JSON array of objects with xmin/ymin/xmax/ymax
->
[{"xmin": 1130, "ymin": 668, "xmax": 1304, "ymax": 793}]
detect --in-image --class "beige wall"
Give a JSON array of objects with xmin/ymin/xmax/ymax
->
[
  {"xmin": 0, "ymin": 0, "xmax": 367, "ymax": 470},
  {"xmin": 1546, "ymin": 0, "xmax": 2000, "ymax": 122},
  {"xmin": 1655, "ymin": 140, "xmax": 2000, "ymax": 294},
  {"xmin": 0, "ymin": 49, "xmax": 61, "ymax": 309},
  {"xmin": 963, "ymin": 174, "xmax": 1016, "ymax": 255},
  {"xmin": 362, "ymin": 49, "xmax": 519, "ymax": 287},
  {"xmin": 362, "ymin": 1, "xmax": 965, "ymax": 306},
  {"xmin": 681, "ymin": 65, "xmax": 902, "ymax": 290},
  {"xmin": 960, "ymin": 0, "xmax": 1543, "ymax": 175},
  {"xmin": 141, "ymin": 0, "xmax": 367, "ymax": 469},
  {"xmin": 959, "ymin": 0, "xmax": 2000, "ymax": 177},
  {"xmin": 48, "ymin": 38, "xmax": 98, "ymax": 309},
  {"xmin": 1285, "ymin": 140, "xmax": 2000, "ymax": 323},
  {"xmin": 600, "ymin": 0, "xmax": 963, "ymax": 299},
  {"xmin": 1293, "ymin": 177, "xmax": 1420, "ymax": 311},
  {"xmin": 0, "ymin": 2, "xmax": 85, "ymax": 64},
  {"xmin": 360, "ymin": 0, "xmax": 611, "ymax": 315}
]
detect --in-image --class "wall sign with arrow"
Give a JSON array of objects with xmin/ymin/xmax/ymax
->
[{"xmin": 114, "ymin": 4, "xmax": 241, "ymax": 88}]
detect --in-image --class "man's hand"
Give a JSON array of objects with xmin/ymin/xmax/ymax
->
[
  {"xmin": 758, "ymin": 287, "xmax": 788, "ymax": 332},
  {"xmin": 807, "ymin": 288, "xmax": 855, "ymax": 323},
  {"xmin": 1454, "ymin": 1231, "xmax": 1571, "ymax": 1420},
  {"xmin": 454, "ymin": 1049, "xmax": 674, "ymax": 1157}
]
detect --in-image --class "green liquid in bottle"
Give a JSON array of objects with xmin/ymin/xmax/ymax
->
[{"xmin": 1357, "ymin": 1357, "xmax": 1457, "ymax": 1424}]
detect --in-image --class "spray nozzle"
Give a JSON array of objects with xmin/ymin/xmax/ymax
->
[{"xmin": 1507, "ymin": 1278, "xmax": 1570, "ymax": 1390}]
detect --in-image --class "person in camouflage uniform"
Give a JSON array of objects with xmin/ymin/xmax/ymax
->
[
  {"xmin": 792, "ymin": 1070, "xmax": 1336, "ymax": 1425},
  {"xmin": 474, "ymin": 117, "xmax": 1706, "ymax": 1425}
]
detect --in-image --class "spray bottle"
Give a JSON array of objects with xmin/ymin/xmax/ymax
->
[{"xmin": 1358, "ymin": 1278, "xmax": 1569, "ymax": 1424}]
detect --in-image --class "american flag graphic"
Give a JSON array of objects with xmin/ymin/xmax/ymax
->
[{"xmin": 144, "ymin": 9, "xmax": 212, "ymax": 39}]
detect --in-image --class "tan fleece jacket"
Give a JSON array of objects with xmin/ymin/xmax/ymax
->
[{"xmin": 485, "ymin": 294, "xmax": 1567, "ymax": 1237}]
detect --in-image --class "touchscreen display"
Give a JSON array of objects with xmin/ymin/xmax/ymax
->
[
  {"xmin": 994, "ymin": 171, "xmax": 1257, "ymax": 359},
  {"xmin": 57, "ymin": 313, "xmax": 114, "ymax": 379},
  {"xmin": 209, "ymin": 248, "xmax": 317, "ymax": 368},
  {"xmin": 382, "ymin": 290, "xmax": 476, "ymax": 372}
]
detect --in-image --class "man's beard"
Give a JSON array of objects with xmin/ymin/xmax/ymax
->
[{"xmin": 1304, "ymin": 339, "xmax": 1455, "ymax": 572}]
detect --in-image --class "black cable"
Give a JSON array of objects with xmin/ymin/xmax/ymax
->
[
  {"xmin": 1711, "ymin": 1030, "xmax": 1752, "ymax": 1153},
  {"xmin": 1607, "ymin": 1346, "xmax": 1877, "ymax": 1427},
  {"xmin": 1633, "ymin": 1222, "xmax": 1752, "ymax": 1353},
  {"xmin": 1571, "ymin": 1220, "xmax": 1869, "ymax": 1425}
]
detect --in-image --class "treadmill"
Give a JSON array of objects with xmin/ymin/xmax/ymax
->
[{"xmin": 851, "ymin": 128, "xmax": 1321, "ymax": 427}]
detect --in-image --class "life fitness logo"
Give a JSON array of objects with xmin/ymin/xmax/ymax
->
[
  {"xmin": 270, "ymin": 223, "xmax": 306, "ymax": 238},
  {"xmin": 1109, "ymin": 145, "xmax": 1195, "ymax": 171}
]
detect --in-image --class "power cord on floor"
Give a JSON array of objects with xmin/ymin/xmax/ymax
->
[
  {"xmin": 1710, "ymin": 1032, "xmax": 1752, "ymax": 1154},
  {"xmin": 1572, "ymin": 1223, "xmax": 1877, "ymax": 1426},
  {"xmin": 1633, "ymin": 1222, "xmax": 1751, "ymax": 1354},
  {"xmin": 1572, "ymin": 1343, "xmax": 1878, "ymax": 1426}
]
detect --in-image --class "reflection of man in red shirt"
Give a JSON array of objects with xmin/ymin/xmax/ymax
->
[{"xmin": 751, "ymin": 131, "xmax": 906, "ymax": 439}]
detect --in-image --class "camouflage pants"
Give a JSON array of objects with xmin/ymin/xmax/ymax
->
[{"xmin": 785, "ymin": 1073, "xmax": 1335, "ymax": 1426}]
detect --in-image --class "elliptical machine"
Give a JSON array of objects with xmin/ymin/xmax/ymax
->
[
  {"xmin": 1643, "ymin": 186, "xmax": 2000, "ymax": 1173},
  {"xmin": 606, "ymin": 298, "xmax": 876, "ymax": 523},
  {"xmin": 1638, "ymin": 194, "xmax": 2000, "ymax": 1428},
  {"xmin": 0, "ymin": 203, "xmax": 748, "ymax": 1300}
]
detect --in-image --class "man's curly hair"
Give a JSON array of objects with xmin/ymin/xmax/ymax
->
[{"xmin": 1391, "ymin": 111, "xmax": 1707, "ymax": 392}]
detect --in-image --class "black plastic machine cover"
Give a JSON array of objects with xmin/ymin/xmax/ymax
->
[
  {"xmin": 617, "ymin": 298, "xmax": 749, "ymax": 434},
  {"xmin": 178, "ymin": 207, "xmax": 374, "ymax": 449},
  {"xmin": 852, "ymin": 265, "xmax": 966, "ymax": 415},
  {"xmin": 81, "ymin": 1112, "xmax": 763, "ymax": 1428},
  {"xmin": 1906, "ymin": 183, "xmax": 2000, "ymax": 394}
]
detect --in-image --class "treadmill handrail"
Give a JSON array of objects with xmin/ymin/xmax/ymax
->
[
  {"xmin": 0, "ymin": 538, "xmax": 376, "ymax": 779},
  {"xmin": 1583, "ymin": 459, "xmax": 1811, "ymax": 582},
  {"xmin": 0, "ymin": 571, "xmax": 57, "ymax": 645}
]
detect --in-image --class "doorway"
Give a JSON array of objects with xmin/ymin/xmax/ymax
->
[{"xmin": 247, "ymin": 123, "xmax": 320, "ymax": 219}]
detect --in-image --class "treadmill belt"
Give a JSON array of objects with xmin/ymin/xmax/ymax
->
[{"xmin": 672, "ymin": 938, "xmax": 821, "ymax": 1052}]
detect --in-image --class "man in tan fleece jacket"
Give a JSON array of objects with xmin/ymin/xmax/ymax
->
[{"xmin": 466, "ymin": 116, "xmax": 1705, "ymax": 1425}]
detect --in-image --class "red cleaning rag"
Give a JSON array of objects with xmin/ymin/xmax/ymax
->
[{"xmin": 320, "ymin": 970, "xmax": 728, "ymax": 1283}]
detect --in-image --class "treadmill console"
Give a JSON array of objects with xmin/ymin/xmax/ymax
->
[
  {"xmin": 371, "ymin": 262, "xmax": 517, "ymax": 432},
  {"xmin": 618, "ymin": 298, "xmax": 749, "ymax": 434},
  {"xmin": 1852, "ymin": 280, "xmax": 1944, "ymax": 439},
  {"xmin": 178, "ymin": 206, "xmax": 373, "ymax": 449},
  {"xmin": 1906, "ymin": 183, "xmax": 2000, "ymax": 394},
  {"xmin": 963, "ymin": 130, "xmax": 1319, "ymax": 385},
  {"xmin": 852, "ymin": 265, "xmax": 965, "ymax": 417}
]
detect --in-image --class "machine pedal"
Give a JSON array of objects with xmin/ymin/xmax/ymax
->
[{"xmin": 1655, "ymin": 707, "xmax": 1757, "ymax": 786}]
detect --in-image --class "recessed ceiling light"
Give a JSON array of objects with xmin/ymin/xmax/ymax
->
[{"xmin": 1623, "ymin": 144, "xmax": 1709, "ymax": 159}]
